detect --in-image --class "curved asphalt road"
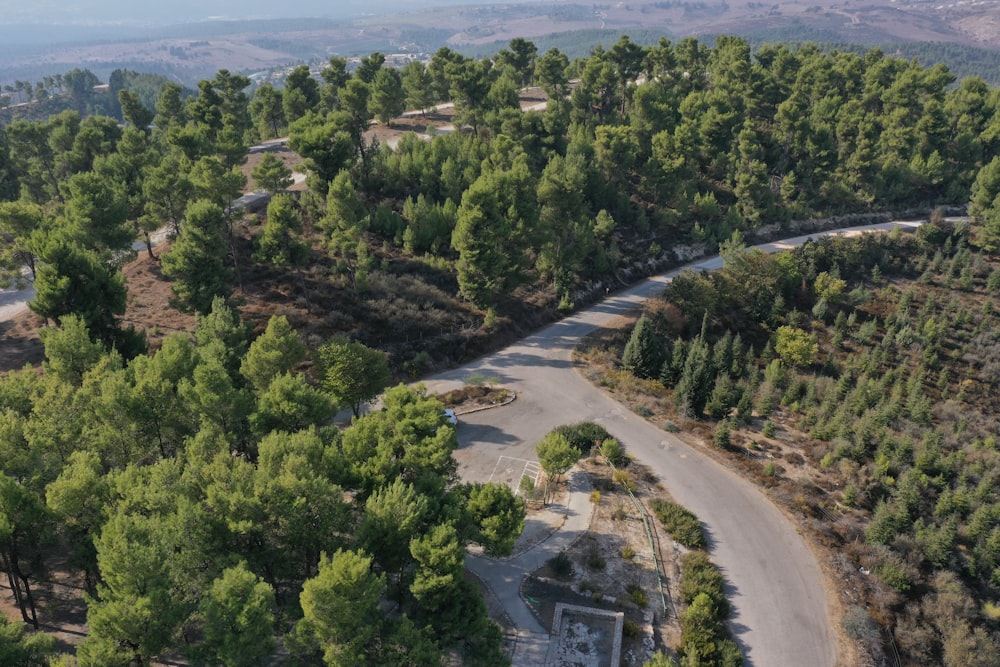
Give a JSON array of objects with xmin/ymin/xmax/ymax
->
[{"xmin": 436, "ymin": 221, "xmax": 923, "ymax": 667}]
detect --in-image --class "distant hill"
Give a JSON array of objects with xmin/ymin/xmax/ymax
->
[
  {"xmin": 2, "ymin": 0, "xmax": 999, "ymax": 87},
  {"xmin": 0, "ymin": 0, "xmax": 537, "ymax": 29}
]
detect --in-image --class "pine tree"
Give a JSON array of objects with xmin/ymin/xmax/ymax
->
[
  {"xmin": 622, "ymin": 314, "xmax": 665, "ymax": 379},
  {"xmin": 661, "ymin": 338, "xmax": 687, "ymax": 387},
  {"xmin": 675, "ymin": 336, "xmax": 713, "ymax": 417},
  {"xmin": 161, "ymin": 200, "xmax": 231, "ymax": 314}
]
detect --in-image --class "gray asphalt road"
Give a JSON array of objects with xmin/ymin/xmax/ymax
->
[{"xmin": 437, "ymin": 221, "xmax": 925, "ymax": 667}]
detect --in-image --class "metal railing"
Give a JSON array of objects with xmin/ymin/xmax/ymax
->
[{"xmin": 606, "ymin": 457, "xmax": 675, "ymax": 619}]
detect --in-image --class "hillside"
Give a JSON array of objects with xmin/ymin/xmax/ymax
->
[
  {"xmin": 581, "ymin": 221, "xmax": 1000, "ymax": 666},
  {"xmin": 3, "ymin": 0, "xmax": 1000, "ymax": 85}
]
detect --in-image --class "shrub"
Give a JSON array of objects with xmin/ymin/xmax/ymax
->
[
  {"xmin": 553, "ymin": 422, "xmax": 612, "ymax": 452},
  {"xmin": 621, "ymin": 543, "xmax": 636, "ymax": 560},
  {"xmin": 680, "ymin": 593, "xmax": 723, "ymax": 660},
  {"xmin": 650, "ymin": 499, "xmax": 707, "ymax": 549},
  {"xmin": 464, "ymin": 372, "xmax": 497, "ymax": 387},
  {"xmin": 762, "ymin": 419, "xmax": 776, "ymax": 437},
  {"xmin": 628, "ymin": 584, "xmax": 649, "ymax": 608},
  {"xmin": 716, "ymin": 639, "xmax": 743, "ymax": 667},
  {"xmin": 483, "ymin": 307, "xmax": 498, "ymax": 331},
  {"xmin": 623, "ymin": 619, "xmax": 641, "ymax": 639},
  {"xmin": 402, "ymin": 350, "xmax": 431, "ymax": 379},
  {"xmin": 519, "ymin": 474, "xmax": 538, "ymax": 498},
  {"xmin": 612, "ymin": 469, "xmax": 635, "ymax": 491},
  {"xmin": 679, "ymin": 551, "xmax": 729, "ymax": 616},
  {"xmin": 875, "ymin": 562, "xmax": 912, "ymax": 594},
  {"xmin": 590, "ymin": 490, "xmax": 602, "ymax": 504},
  {"xmin": 586, "ymin": 547, "xmax": 606, "ymax": 571},
  {"xmin": 595, "ymin": 477, "xmax": 616, "ymax": 492},
  {"xmin": 600, "ymin": 437, "xmax": 628, "ymax": 466},
  {"xmin": 988, "ymin": 268, "xmax": 1000, "ymax": 293},
  {"xmin": 713, "ymin": 419, "xmax": 732, "ymax": 449},
  {"xmin": 548, "ymin": 552, "xmax": 574, "ymax": 579},
  {"xmin": 842, "ymin": 605, "xmax": 879, "ymax": 645}
]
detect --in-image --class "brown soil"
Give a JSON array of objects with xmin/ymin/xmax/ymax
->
[
  {"xmin": 367, "ymin": 108, "xmax": 457, "ymax": 147},
  {"xmin": 242, "ymin": 146, "xmax": 306, "ymax": 192},
  {"xmin": 0, "ymin": 554, "xmax": 89, "ymax": 657},
  {"xmin": 0, "ymin": 312, "xmax": 44, "ymax": 373}
]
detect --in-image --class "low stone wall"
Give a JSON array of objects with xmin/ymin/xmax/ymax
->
[{"xmin": 547, "ymin": 603, "xmax": 624, "ymax": 667}]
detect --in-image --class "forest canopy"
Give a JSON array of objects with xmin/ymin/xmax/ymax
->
[{"xmin": 2, "ymin": 32, "xmax": 1000, "ymax": 665}]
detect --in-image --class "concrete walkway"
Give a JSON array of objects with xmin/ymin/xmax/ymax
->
[{"xmin": 467, "ymin": 468, "xmax": 595, "ymax": 666}]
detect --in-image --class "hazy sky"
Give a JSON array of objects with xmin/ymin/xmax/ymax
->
[{"xmin": 0, "ymin": 0, "xmax": 538, "ymax": 26}]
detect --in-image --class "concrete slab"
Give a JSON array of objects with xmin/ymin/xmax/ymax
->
[{"xmin": 548, "ymin": 603, "xmax": 624, "ymax": 667}]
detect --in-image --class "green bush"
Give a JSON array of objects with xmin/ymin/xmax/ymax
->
[
  {"xmin": 716, "ymin": 638, "xmax": 744, "ymax": 667},
  {"xmin": 713, "ymin": 419, "xmax": 732, "ymax": 449},
  {"xmin": 600, "ymin": 438, "xmax": 628, "ymax": 466},
  {"xmin": 553, "ymin": 422, "xmax": 613, "ymax": 453},
  {"xmin": 679, "ymin": 551, "xmax": 729, "ymax": 616},
  {"xmin": 548, "ymin": 552, "xmax": 574, "ymax": 579},
  {"xmin": 875, "ymin": 562, "xmax": 912, "ymax": 594},
  {"xmin": 650, "ymin": 499, "xmax": 707, "ymax": 549},
  {"xmin": 402, "ymin": 350, "xmax": 431, "ymax": 378},
  {"xmin": 628, "ymin": 584, "xmax": 648, "ymax": 608},
  {"xmin": 623, "ymin": 619, "xmax": 641, "ymax": 639}
]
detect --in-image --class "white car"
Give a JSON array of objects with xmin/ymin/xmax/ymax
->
[{"xmin": 442, "ymin": 409, "xmax": 458, "ymax": 425}]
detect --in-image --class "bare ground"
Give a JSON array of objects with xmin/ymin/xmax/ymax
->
[{"xmin": 522, "ymin": 458, "xmax": 686, "ymax": 666}]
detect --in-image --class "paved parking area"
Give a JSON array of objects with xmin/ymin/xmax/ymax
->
[{"xmin": 488, "ymin": 456, "xmax": 541, "ymax": 495}]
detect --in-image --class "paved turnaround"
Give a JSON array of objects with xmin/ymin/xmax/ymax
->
[{"xmin": 440, "ymin": 222, "xmax": 923, "ymax": 667}]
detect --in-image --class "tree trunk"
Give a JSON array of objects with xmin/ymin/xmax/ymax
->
[
  {"xmin": 1, "ymin": 550, "xmax": 30, "ymax": 625},
  {"xmin": 227, "ymin": 219, "xmax": 244, "ymax": 292},
  {"xmin": 17, "ymin": 568, "xmax": 38, "ymax": 629}
]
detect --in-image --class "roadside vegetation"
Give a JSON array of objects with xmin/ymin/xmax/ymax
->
[
  {"xmin": 580, "ymin": 219, "xmax": 1000, "ymax": 666},
  {"xmin": 534, "ymin": 423, "xmax": 740, "ymax": 666}
]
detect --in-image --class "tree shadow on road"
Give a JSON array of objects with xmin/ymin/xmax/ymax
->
[
  {"xmin": 456, "ymin": 422, "xmax": 521, "ymax": 448},
  {"xmin": 488, "ymin": 351, "xmax": 574, "ymax": 370}
]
